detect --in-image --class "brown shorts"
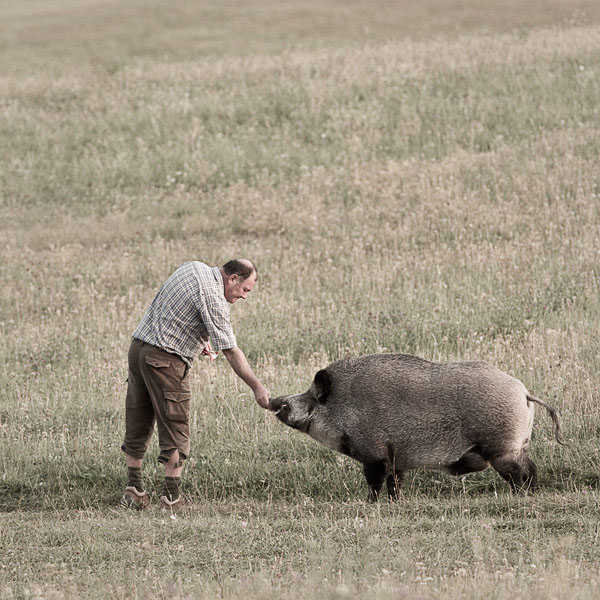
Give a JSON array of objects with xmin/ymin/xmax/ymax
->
[{"xmin": 121, "ymin": 339, "xmax": 192, "ymax": 464}]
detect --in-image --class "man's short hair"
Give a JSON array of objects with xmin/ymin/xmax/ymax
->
[{"xmin": 222, "ymin": 259, "xmax": 257, "ymax": 281}]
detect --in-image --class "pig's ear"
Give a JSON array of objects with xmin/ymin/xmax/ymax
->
[{"xmin": 313, "ymin": 369, "xmax": 331, "ymax": 403}]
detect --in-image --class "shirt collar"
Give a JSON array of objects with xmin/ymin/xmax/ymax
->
[{"xmin": 213, "ymin": 266, "xmax": 225, "ymax": 294}]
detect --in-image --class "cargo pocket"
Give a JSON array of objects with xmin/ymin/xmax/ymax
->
[
  {"xmin": 145, "ymin": 355, "xmax": 170, "ymax": 369},
  {"xmin": 164, "ymin": 390, "xmax": 191, "ymax": 422}
]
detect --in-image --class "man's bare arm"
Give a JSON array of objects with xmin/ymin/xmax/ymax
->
[{"xmin": 222, "ymin": 347, "xmax": 270, "ymax": 409}]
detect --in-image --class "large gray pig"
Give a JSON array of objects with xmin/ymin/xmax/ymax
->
[{"xmin": 270, "ymin": 353, "xmax": 565, "ymax": 500}]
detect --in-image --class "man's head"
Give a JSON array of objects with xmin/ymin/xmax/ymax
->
[{"xmin": 221, "ymin": 259, "xmax": 258, "ymax": 303}]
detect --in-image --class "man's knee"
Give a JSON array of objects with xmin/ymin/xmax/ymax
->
[
  {"xmin": 121, "ymin": 444, "xmax": 147, "ymax": 461},
  {"xmin": 158, "ymin": 448, "xmax": 186, "ymax": 468}
]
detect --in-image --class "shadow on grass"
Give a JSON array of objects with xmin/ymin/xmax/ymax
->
[{"xmin": 2, "ymin": 461, "xmax": 596, "ymax": 512}]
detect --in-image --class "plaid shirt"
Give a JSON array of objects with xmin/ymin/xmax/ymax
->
[{"xmin": 132, "ymin": 262, "xmax": 237, "ymax": 364}]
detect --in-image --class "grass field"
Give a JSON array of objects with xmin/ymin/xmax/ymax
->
[{"xmin": 2, "ymin": 1, "xmax": 600, "ymax": 598}]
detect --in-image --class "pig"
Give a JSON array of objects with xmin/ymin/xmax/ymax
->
[{"xmin": 270, "ymin": 353, "xmax": 565, "ymax": 501}]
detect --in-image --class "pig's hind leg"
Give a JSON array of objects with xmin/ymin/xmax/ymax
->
[
  {"xmin": 491, "ymin": 452, "xmax": 531, "ymax": 492},
  {"xmin": 522, "ymin": 453, "xmax": 538, "ymax": 491},
  {"xmin": 445, "ymin": 450, "xmax": 490, "ymax": 476}
]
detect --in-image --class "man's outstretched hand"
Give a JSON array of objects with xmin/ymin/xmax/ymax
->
[
  {"xmin": 254, "ymin": 384, "xmax": 271, "ymax": 409},
  {"xmin": 222, "ymin": 347, "xmax": 271, "ymax": 409}
]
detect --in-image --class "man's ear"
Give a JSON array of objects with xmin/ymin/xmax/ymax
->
[{"xmin": 313, "ymin": 369, "xmax": 331, "ymax": 403}]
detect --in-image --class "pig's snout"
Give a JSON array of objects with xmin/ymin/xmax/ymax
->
[
  {"xmin": 269, "ymin": 396, "xmax": 290, "ymax": 418},
  {"xmin": 270, "ymin": 393, "xmax": 317, "ymax": 433}
]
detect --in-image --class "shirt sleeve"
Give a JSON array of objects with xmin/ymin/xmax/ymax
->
[{"xmin": 196, "ymin": 289, "xmax": 237, "ymax": 352}]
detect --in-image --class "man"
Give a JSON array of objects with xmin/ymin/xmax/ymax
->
[{"xmin": 120, "ymin": 259, "xmax": 270, "ymax": 511}]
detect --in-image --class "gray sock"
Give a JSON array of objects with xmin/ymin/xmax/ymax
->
[
  {"xmin": 127, "ymin": 467, "xmax": 144, "ymax": 493},
  {"xmin": 163, "ymin": 476, "xmax": 181, "ymax": 501}
]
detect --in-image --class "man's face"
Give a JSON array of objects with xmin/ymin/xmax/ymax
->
[{"xmin": 224, "ymin": 272, "xmax": 257, "ymax": 303}]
